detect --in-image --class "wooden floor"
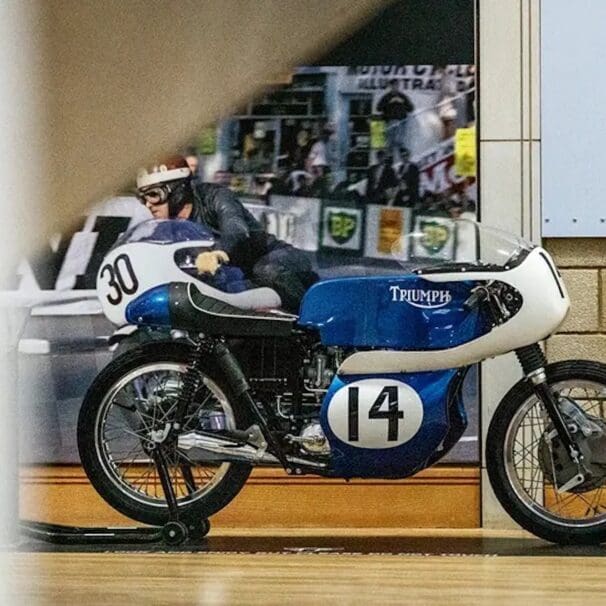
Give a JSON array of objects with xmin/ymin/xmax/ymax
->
[{"xmin": 8, "ymin": 529, "xmax": 606, "ymax": 605}]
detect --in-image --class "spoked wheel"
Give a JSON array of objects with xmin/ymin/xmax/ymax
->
[
  {"xmin": 487, "ymin": 360, "xmax": 606, "ymax": 544},
  {"xmin": 78, "ymin": 343, "xmax": 251, "ymax": 526}
]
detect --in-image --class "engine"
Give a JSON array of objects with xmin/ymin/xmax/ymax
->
[
  {"xmin": 231, "ymin": 337, "xmax": 344, "ymax": 458},
  {"xmin": 287, "ymin": 422, "xmax": 331, "ymax": 456},
  {"xmin": 235, "ymin": 338, "xmax": 343, "ymax": 401},
  {"xmin": 304, "ymin": 346, "xmax": 344, "ymax": 392}
]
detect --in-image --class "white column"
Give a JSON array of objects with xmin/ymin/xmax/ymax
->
[
  {"xmin": 479, "ymin": 0, "xmax": 541, "ymax": 528},
  {"xmin": 0, "ymin": 5, "xmax": 48, "ymax": 606}
]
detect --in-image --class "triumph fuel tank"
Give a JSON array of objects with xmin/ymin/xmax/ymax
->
[{"xmin": 298, "ymin": 275, "xmax": 490, "ymax": 350}]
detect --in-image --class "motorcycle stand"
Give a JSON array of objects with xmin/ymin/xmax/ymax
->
[
  {"xmin": 19, "ymin": 512, "xmax": 210, "ymax": 549},
  {"xmin": 19, "ymin": 516, "xmax": 210, "ymax": 547},
  {"xmin": 20, "ymin": 446, "xmax": 210, "ymax": 547}
]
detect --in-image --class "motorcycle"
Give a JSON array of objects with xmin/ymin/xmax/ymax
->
[{"xmin": 78, "ymin": 218, "xmax": 606, "ymax": 544}]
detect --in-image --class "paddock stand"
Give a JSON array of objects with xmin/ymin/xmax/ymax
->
[{"xmin": 20, "ymin": 447, "xmax": 210, "ymax": 547}]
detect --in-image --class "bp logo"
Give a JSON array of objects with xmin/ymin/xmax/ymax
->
[
  {"xmin": 420, "ymin": 220, "xmax": 451, "ymax": 254},
  {"xmin": 322, "ymin": 207, "xmax": 363, "ymax": 250},
  {"xmin": 328, "ymin": 211, "xmax": 358, "ymax": 244}
]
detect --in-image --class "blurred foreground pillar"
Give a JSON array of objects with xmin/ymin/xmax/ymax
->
[{"xmin": 0, "ymin": 0, "xmax": 48, "ymax": 558}]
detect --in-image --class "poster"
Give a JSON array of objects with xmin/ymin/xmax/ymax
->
[
  {"xmin": 269, "ymin": 195, "xmax": 321, "ymax": 251},
  {"xmin": 454, "ymin": 127, "xmax": 477, "ymax": 177},
  {"xmin": 364, "ymin": 205, "xmax": 411, "ymax": 260}
]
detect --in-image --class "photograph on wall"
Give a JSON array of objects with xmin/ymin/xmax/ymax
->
[
  {"xmin": 201, "ymin": 62, "xmax": 477, "ymax": 272},
  {"xmin": 15, "ymin": 0, "xmax": 479, "ymax": 468}
]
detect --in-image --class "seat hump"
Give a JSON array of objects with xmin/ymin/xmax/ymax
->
[{"xmin": 169, "ymin": 282, "xmax": 296, "ymax": 337}]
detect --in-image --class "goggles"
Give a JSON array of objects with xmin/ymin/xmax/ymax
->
[
  {"xmin": 136, "ymin": 185, "xmax": 169, "ymax": 206},
  {"xmin": 136, "ymin": 180, "xmax": 188, "ymax": 207}
]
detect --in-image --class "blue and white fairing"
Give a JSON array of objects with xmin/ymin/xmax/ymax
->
[
  {"xmin": 300, "ymin": 221, "xmax": 569, "ymax": 373},
  {"xmin": 96, "ymin": 219, "xmax": 281, "ymax": 326},
  {"xmin": 319, "ymin": 370, "xmax": 466, "ymax": 478},
  {"xmin": 306, "ymin": 221, "xmax": 570, "ymax": 479},
  {"xmin": 302, "ymin": 271, "xmax": 480, "ymax": 478},
  {"xmin": 299, "ymin": 275, "xmax": 486, "ymax": 477},
  {"xmin": 298, "ymin": 275, "xmax": 492, "ymax": 350}
]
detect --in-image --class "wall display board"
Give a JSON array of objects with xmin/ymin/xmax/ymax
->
[
  {"xmin": 364, "ymin": 205, "xmax": 412, "ymax": 260},
  {"xmin": 411, "ymin": 215, "xmax": 457, "ymax": 261},
  {"xmin": 17, "ymin": 0, "xmax": 479, "ymax": 468},
  {"xmin": 542, "ymin": 0, "xmax": 606, "ymax": 236},
  {"xmin": 269, "ymin": 195, "xmax": 321, "ymax": 251}
]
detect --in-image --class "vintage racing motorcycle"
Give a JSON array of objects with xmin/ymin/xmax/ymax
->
[{"xmin": 78, "ymin": 218, "xmax": 606, "ymax": 544}]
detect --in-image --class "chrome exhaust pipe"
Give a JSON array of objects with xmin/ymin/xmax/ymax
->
[{"xmin": 177, "ymin": 431, "xmax": 279, "ymax": 465}]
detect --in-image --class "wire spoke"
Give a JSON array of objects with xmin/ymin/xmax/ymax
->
[
  {"xmin": 128, "ymin": 465, "xmax": 157, "ymax": 494},
  {"xmin": 118, "ymin": 446, "xmax": 153, "ymax": 482},
  {"xmin": 506, "ymin": 378, "xmax": 606, "ymax": 526},
  {"xmin": 103, "ymin": 425, "xmax": 150, "ymax": 442},
  {"xmin": 97, "ymin": 363, "xmax": 234, "ymax": 509}
]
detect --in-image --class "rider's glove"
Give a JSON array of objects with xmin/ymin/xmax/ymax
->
[{"xmin": 195, "ymin": 250, "xmax": 230, "ymax": 276}]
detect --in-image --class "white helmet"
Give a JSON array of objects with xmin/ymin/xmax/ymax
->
[
  {"xmin": 136, "ymin": 156, "xmax": 193, "ymax": 216},
  {"xmin": 136, "ymin": 155, "xmax": 192, "ymax": 190}
]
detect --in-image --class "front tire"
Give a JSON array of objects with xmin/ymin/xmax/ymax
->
[
  {"xmin": 487, "ymin": 360, "xmax": 606, "ymax": 544},
  {"xmin": 78, "ymin": 343, "xmax": 252, "ymax": 526}
]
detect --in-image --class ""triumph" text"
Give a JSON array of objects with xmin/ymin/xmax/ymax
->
[{"xmin": 389, "ymin": 286, "xmax": 452, "ymax": 309}]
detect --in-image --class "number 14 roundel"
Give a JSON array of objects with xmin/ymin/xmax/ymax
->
[{"xmin": 326, "ymin": 379, "xmax": 424, "ymax": 449}]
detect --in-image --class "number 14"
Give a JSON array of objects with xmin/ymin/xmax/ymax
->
[{"xmin": 348, "ymin": 386, "xmax": 404, "ymax": 442}]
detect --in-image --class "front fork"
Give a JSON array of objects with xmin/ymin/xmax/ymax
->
[
  {"xmin": 473, "ymin": 284, "xmax": 584, "ymax": 472},
  {"xmin": 515, "ymin": 344, "xmax": 587, "ymax": 488}
]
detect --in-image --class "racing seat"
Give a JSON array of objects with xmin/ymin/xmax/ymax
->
[
  {"xmin": 188, "ymin": 275, "xmax": 283, "ymax": 311},
  {"xmin": 169, "ymin": 282, "xmax": 297, "ymax": 337}
]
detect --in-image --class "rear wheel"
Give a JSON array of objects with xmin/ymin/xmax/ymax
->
[
  {"xmin": 487, "ymin": 360, "xmax": 606, "ymax": 544},
  {"xmin": 78, "ymin": 343, "xmax": 252, "ymax": 526}
]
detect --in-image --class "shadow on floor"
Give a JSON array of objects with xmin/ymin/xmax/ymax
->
[{"xmin": 18, "ymin": 531, "xmax": 606, "ymax": 556}]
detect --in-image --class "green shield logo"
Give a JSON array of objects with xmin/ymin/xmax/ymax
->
[
  {"xmin": 328, "ymin": 211, "xmax": 358, "ymax": 245},
  {"xmin": 420, "ymin": 220, "xmax": 450, "ymax": 254}
]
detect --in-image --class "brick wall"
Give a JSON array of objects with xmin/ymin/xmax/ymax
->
[{"xmin": 544, "ymin": 239, "xmax": 606, "ymax": 362}]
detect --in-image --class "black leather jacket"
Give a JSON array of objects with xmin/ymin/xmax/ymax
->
[{"xmin": 188, "ymin": 179, "xmax": 280, "ymax": 272}]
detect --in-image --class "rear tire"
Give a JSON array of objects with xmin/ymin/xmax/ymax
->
[
  {"xmin": 486, "ymin": 360, "xmax": 606, "ymax": 544},
  {"xmin": 78, "ymin": 342, "xmax": 252, "ymax": 526}
]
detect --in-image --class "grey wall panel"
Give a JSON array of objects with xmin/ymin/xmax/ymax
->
[{"xmin": 542, "ymin": 0, "xmax": 606, "ymax": 236}]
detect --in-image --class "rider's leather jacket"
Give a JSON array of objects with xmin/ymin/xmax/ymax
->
[{"xmin": 188, "ymin": 179, "xmax": 281, "ymax": 272}]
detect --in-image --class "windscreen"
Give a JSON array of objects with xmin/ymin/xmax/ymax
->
[
  {"xmin": 392, "ymin": 219, "xmax": 534, "ymax": 273},
  {"xmin": 112, "ymin": 219, "xmax": 215, "ymax": 249}
]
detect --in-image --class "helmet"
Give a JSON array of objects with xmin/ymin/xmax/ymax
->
[{"xmin": 136, "ymin": 155, "xmax": 193, "ymax": 217}]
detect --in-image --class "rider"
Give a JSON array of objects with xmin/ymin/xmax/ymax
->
[{"xmin": 136, "ymin": 156, "xmax": 317, "ymax": 313}]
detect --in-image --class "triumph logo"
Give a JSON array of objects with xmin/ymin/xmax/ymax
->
[{"xmin": 389, "ymin": 285, "xmax": 452, "ymax": 309}]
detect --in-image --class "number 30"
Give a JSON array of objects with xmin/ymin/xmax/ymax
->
[{"xmin": 100, "ymin": 254, "xmax": 139, "ymax": 305}]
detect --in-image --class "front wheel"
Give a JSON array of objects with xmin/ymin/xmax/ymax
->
[
  {"xmin": 486, "ymin": 360, "xmax": 606, "ymax": 544},
  {"xmin": 78, "ymin": 343, "xmax": 252, "ymax": 526}
]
